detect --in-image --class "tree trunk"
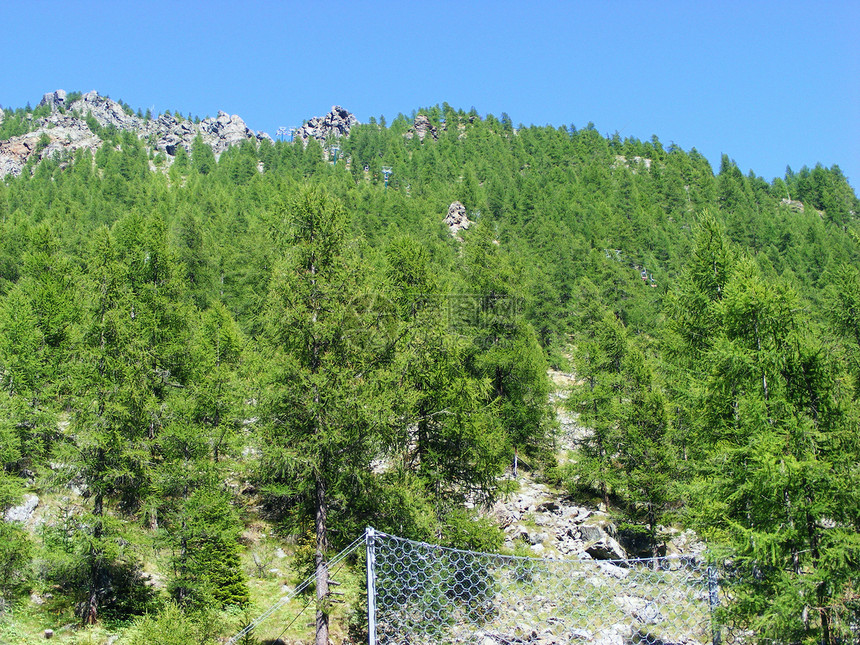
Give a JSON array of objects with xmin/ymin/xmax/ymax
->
[
  {"xmin": 83, "ymin": 492, "xmax": 104, "ymax": 625},
  {"xmin": 315, "ymin": 472, "xmax": 329, "ymax": 645}
]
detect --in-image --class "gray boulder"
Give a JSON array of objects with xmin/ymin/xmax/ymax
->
[
  {"xmin": 445, "ymin": 201, "xmax": 471, "ymax": 235},
  {"xmin": 39, "ymin": 89, "xmax": 67, "ymax": 110},
  {"xmin": 295, "ymin": 105, "xmax": 359, "ymax": 146},
  {"xmin": 5, "ymin": 493, "xmax": 39, "ymax": 523},
  {"xmin": 584, "ymin": 534, "xmax": 627, "ymax": 561},
  {"xmin": 406, "ymin": 114, "xmax": 438, "ymax": 142}
]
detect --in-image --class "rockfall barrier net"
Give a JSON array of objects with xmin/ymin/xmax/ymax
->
[{"xmin": 367, "ymin": 529, "xmax": 720, "ymax": 645}]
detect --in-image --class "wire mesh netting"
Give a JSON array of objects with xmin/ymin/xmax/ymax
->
[{"xmin": 370, "ymin": 531, "xmax": 720, "ymax": 645}]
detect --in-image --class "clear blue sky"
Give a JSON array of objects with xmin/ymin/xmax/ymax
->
[{"xmin": 4, "ymin": 0, "xmax": 858, "ymax": 187}]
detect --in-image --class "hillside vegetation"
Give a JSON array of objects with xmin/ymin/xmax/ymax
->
[{"xmin": 1, "ymin": 96, "xmax": 859, "ymax": 644}]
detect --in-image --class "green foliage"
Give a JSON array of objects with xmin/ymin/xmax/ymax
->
[
  {"xmin": 34, "ymin": 133, "xmax": 51, "ymax": 155},
  {"xmin": 167, "ymin": 489, "xmax": 249, "ymax": 610},
  {"xmin": 670, "ymin": 226, "xmax": 860, "ymax": 642},
  {"xmin": 442, "ymin": 509, "xmax": 504, "ymax": 553},
  {"xmin": 0, "ymin": 521, "xmax": 32, "ymax": 606},
  {"xmin": 0, "ymin": 95, "xmax": 858, "ymax": 642},
  {"xmin": 385, "ymin": 235, "xmax": 508, "ymax": 510},
  {"xmin": 119, "ymin": 602, "xmax": 223, "ymax": 645},
  {"xmin": 462, "ymin": 224, "xmax": 554, "ymax": 463},
  {"xmin": 191, "ymin": 135, "xmax": 215, "ymax": 176},
  {"xmin": 84, "ymin": 112, "xmax": 101, "ymax": 136},
  {"xmin": 38, "ymin": 510, "xmax": 157, "ymax": 623}
]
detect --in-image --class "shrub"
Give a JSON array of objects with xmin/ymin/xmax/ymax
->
[{"xmin": 119, "ymin": 602, "xmax": 223, "ymax": 645}]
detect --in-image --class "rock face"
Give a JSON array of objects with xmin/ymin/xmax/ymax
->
[
  {"xmin": 39, "ymin": 89, "xmax": 67, "ymax": 110},
  {"xmin": 153, "ymin": 109, "xmax": 269, "ymax": 157},
  {"xmin": 781, "ymin": 197, "xmax": 805, "ymax": 212},
  {"xmin": 445, "ymin": 201, "xmax": 471, "ymax": 235},
  {"xmin": 0, "ymin": 114, "xmax": 101, "ymax": 177},
  {"xmin": 295, "ymin": 105, "xmax": 358, "ymax": 146},
  {"xmin": 0, "ymin": 89, "xmax": 272, "ymax": 178},
  {"xmin": 4, "ymin": 493, "xmax": 39, "ymax": 523},
  {"xmin": 491, "ymin": 472, "xmax": 701, "ymax": 563},
  {"xmin": 406, "ymin": 114, "xmax": 438, "ymax": 141}
]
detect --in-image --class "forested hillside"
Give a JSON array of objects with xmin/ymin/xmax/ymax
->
[{"xmin": 1, "ymin": 95, "xmax": 859, "ymax": 644}]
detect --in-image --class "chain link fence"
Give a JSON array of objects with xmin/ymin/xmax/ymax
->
[{"xmin": 367, "ymin": 529, "xmax": 722, "ymax": 645}]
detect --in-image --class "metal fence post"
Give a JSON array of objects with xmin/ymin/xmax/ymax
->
[
  {"xmin": 708, "ymin": 564, "xmax": 722, "ymax": 645},
  {"xmin": 366, "ymin": 527, "xmax": 377, "ymax": 645}
]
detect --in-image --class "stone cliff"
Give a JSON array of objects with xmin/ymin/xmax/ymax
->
[{"xmin": 0, "ymin": 89, "xmax": 273, "ymax": 178}]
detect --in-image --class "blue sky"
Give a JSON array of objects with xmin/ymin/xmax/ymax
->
[{"xmin": 4, "ymin": 0, "xmax": 858, "ymax": 187}]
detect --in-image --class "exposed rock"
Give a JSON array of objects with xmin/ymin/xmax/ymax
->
[
  {"xmin": 405, "ymin": 114, "xmax": 438, "ymax": 142},
  {"xmin": 69, "ymin": 90, "xmax": 144, "ymax": 132},
  {"xmin": 0, "ymin": 137, "xmax": 36, "ymax": 177},
  {"xmin": 597, "ymin": 561, "xmax": 629, "ymax": 579},
  {"xmin": 39, "ymin": 89, "xmax": 67, "ymax": 110},
  {"xmin": 1, "ymin": 89, "xmax": 271, "ymax": 178},
  {"xmin": 613, "ymin": 155, "xmax": 652, "ymax": 171},
  {"xmin": 593, "ymin": 623, "xmax": 631, "ymax": 645},
  {"xmin": 579, "ymin": 524, "xmax": 606, "ymax": 543},
  {"xmin": 665, "ymin": 528, "xmax": 706, "ymax": 558},
  {"xmin": 0, "ymin": 112, "xmax": 103, "ymax": 177},
  {"xmin": 197, "ymin": 110, "xmax": 267, "ymax": 155},
  {"xmin": 614, "ymin": 595, "xmax": 662, "ymax": 624},
  {"xmin": 527, "ymin": 531, "xmax": 549, "ymax": 545},
  {"xmin": 295, "ymin": 105, "xmax": 358, "ymax": 146},
  {"xmin": 445, "ymin": 201, "xmax": 471, "ymax": 235},
  {"xmin": 781, "ymin": 197, "xmax": 805, "ymax": 212},
  {"xmin": 5, "ymin": 493, "xmax": 39, "ymax": 523},
  {"xmin": 584, "ymin": 534, "xmax": 627, "ymax": 561}
]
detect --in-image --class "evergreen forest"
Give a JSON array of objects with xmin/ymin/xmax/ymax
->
[{"xmin": 1, "ymin": 99, "xmax": 859, "ymax": 644}]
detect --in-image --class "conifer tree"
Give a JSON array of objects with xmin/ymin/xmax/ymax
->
[
  {"xmin": 461, "ymin": 223, "xmax": 553, "ymax": 470},
  {"xmin": 385, "ymin": 236, "xmax": 506, "ymax": 511},
  {"xmin": 64, "ymin": 227, "xmax": 152, "ymax": 624},
  {"xmin": 259, "ymin": 187, "xmax": 394, "ymax": 645},
  {"xmin": 679, "ymin": 254, "xmax": 860, "ymax": 641}
]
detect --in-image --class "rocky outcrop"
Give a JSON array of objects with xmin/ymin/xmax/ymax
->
[
  {"xmin": 4, "ymin": 493, "xmax": 39, "ymax": 523},
  {"xmin": 152, "ymin": 110, "xmax": 269, "ymax": 157},
  {"xmin": 69, "ymin": 90, "xmax": 144, "ymax": 132},
  {"xmin": 0, "ymin": 114, "xmax": 101, "ymax": 177},
  {"xmin": 63, "ymin": 92, "xmax": 271, "ymax": 157},
  {"xmin": 491, "ymin": 473, "xmax": 702, "ymax": 562},
  {"xmin": 39, "ymin": 89, "xmax": 68, "ymax": 110},
  {"xmin": 406, "ymin": 114, "xmax": 437, "ymax": 142},
  {"xmin": 295, "ymin": 105, "xmax": 358, "ymax": 146},
  {"xmin": 199, "ymin": 111, "xmax": 271, "ymax": 153},
  {"xmin": 445, "ymin": 201, "xmax": 471, "ymax": 235},
  {"xmin": 0, "ymin": 89, "xmax": 272, "ymax": 178},
  {"xmin": 781, "ymin": 197, "xmax": 805, "ymax": 212},
  {"xmin": 613, "ymin": 154, "xmax": 652, "ymax": 171},
  {"xmin": 493, "ymin": 477, "xmax": 616, "ymax": 558}
]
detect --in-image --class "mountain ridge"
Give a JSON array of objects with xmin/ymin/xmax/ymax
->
[{"xmin": 0, "ymin": 89, "xmax": 272, "ymax": 178}]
